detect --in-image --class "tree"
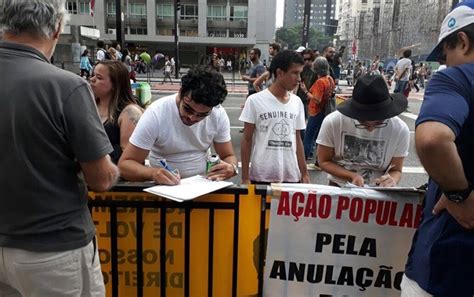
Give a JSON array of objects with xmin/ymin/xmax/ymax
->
[{"xmin": 276, "ymin": 24, "xmax": 337, "ymax": 52}]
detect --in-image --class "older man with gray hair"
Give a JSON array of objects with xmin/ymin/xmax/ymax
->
[
  {"xmin": 299, "ymin": 57, "xmax": 335, "ymax": 165},
  {"xmin": 0, "ymin": 1, "xmax": 119, "ymax": 296}
]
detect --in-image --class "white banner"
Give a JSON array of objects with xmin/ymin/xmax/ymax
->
[{"xmin": 263, "ymin": 184, "xmax": 423, "ymax": 297}]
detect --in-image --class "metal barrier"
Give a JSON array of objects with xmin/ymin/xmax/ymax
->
[{"xmin": 88, "ymin": 183, "xmax": 270, "ymax": 297}]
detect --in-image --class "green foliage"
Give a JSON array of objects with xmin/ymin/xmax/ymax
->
[{"xmin": 275, "ymin": 24, "xmax": 336, "ymax": 52}]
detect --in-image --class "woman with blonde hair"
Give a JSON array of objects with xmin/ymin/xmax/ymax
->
[
  {"xmin": 90, "ymin": 60, "xmax": 143, "ymax": 163},
  {"xmin": 108, "ymin": 47, "xmax": 118, "ymax": 60}
]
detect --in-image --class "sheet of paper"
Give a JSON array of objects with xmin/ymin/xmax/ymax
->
[
  {"xmin": 342, "ymin": 182, "xmax": 423, "ymax": 192},
  {"xmin": 143, "ymin": 175, "xmax": 233, "ymax": 202}
]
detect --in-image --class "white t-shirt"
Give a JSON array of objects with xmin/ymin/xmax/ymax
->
[
  {"xmin": 130, "ymin": 95, "xmax": 231, "ymax": 178},
  {"xmin": 96, "ymin": 49, "xmax": 106, "ymax": 61},
  {"xmin": 164, "ymin": 61, "xmax": 172, "ymax": 73},
  {"xmin": 395, "ymin": 58, "xmax": 412, "ymax": 81},
  {"xmin": 239, "ymin": 89, "xmax": 306, "ymax": 182},
  {"xmin": 316, "ymin": 111, "xmax": 410, "ymax": 186}
]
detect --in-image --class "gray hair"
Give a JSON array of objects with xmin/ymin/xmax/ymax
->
[
  {"xmin": 1, "ymin": 0, "xmax": 69, "ymax": 39},
  {"xmin": 313, "ymin": 57, "xmax": 330, "ymax": 76}
]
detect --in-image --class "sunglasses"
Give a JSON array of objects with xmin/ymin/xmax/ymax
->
[
  {"xmin": 181, "ymin": 96, "xmax": 212, "ymax": 118},
  {"xmin": 304, "ymin": 58, "xmax": 313, "ymax": 61}
]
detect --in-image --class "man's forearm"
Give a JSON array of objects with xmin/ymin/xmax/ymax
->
[
  {"xmin": 295, "ymin": 135, "xmax": 309, "ymax": 177},
  {"xmin": 119, "ymin": 159, "xmax": 155, "ymax": 182},
  {"xmin": 240, "ymin": 138, "xmax": 252, "ymax": 180},
  {"xmin": 221, "ymin": 155, "xmax": 238, "ymax": 167}
]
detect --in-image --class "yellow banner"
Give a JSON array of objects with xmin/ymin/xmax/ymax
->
[{"xmin": 89, "ymin": 186, "xmax": 268, "ymax": 297}]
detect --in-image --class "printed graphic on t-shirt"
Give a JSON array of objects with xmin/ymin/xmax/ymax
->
[
  {"xmin": 269, "ymin": 119, "xmax": 292, "ymax": 147},
  {"xmin": 339, "ymin": 132, "xmax": 387, "ymax": 182},
  {"xmin": 258, "ymin": 110, "xmax": 298, "ymax": 149}
]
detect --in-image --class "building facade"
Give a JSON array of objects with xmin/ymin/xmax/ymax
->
[
  {"xmin": 56, "ymin": 0, "xmax": 276, "ymax": 66},
  {"xmin": 283, "ymin": 0, "xmax": 337, "ymax": 34},
  {"xmin": 337, "ymin": 0, "xmax": 456, "ymax": 62}
]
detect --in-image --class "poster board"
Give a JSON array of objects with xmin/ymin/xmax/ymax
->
[{"xmin": 263, "ymin": 184, "xmax": 423, "ymax": 297}]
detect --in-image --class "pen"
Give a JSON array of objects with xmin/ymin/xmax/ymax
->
[
  {"xmin": 372, "ymin": 164, "xmax": 396, "ymax": 186},
  {"xmin": 159, "ymin": 159, "xmax": 179, "ymax": 176},
  {"xmin": 383, "ymin": 164, "xmax": 396, "ymax": 176}
]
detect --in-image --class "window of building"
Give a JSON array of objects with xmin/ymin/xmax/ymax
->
[
  {"xmin": 156, "ymin": 4, "xmax": 173, "ymax": 19},
  {"xmin": 181, "ymin": 4, "xmax": 198, "ymax": 20},
  {"xmin": 230, "ymin": 5, "xmax": 247, "ymax": 21},
  {"xmin": 229, "ymin": 30, "xmax": 246, "ymax": 38},
  {"xmin": 66, "ymin": 1, "xmax": 78, "ymax": 14},
  {"xmin": 107, "ymin": 2, "xmax": 116, "ymax": 16},
  {"xmin": 180, "ymin": 29, "xmax": 198, "ymax": 36},
  {"xmin": 79, "ymin": 1, "xmax": 90, "ymax": 14},
  {"xmin": 129, "ymin": 27, "xmax": 148, "ymax": 35},
  {"xmin": 129, "ymin": 3, "xmax": 146, "ymax": 18},
  {"xmin": 157, "ymin": 28, "xmax": 173, "ymax": 35},
  {"xmin": 207, "ymin": 29, "xmax": 227, "ymax": 37},
  {"xmin": 208, "ymin": 5, "xmax": 226, "ymax": 20}
]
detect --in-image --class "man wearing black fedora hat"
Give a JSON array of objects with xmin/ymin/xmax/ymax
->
[{"xmin": 315, "ymin": 74, "xmax": 409, "ymax": 187}]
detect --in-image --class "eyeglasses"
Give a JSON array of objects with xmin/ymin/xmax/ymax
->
[
  {"xmin": 354, "ymin": 120, "xmax": 388, "ymax": 129},
  {"xmin": 180, "ymin": 96, "xmax": 212, "ymax": 118},
  {"xmin": 304, "ymin": 58, "xmax": 313, "ymax": 61}
]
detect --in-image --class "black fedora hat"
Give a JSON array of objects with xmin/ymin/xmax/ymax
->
[{"xmin": 337, "ymin": 75, "xmax": 408, "ymax": 121}]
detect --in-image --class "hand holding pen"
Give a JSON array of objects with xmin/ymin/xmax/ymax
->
[
  {"xmin": 152, "ymin": 159, "xmax": 181, "ymax": 185},
  {"xmin": 374, "ymin": 164, "xmax": 396, "ymax": 187}
]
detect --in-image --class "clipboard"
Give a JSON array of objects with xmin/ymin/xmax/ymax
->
[{"xmin": 143, "ymin": 175, "xmax": 233, "ymax": 202}]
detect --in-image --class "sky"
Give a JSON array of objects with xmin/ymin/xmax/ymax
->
[{"xmin": 276, "ymin": 0, "xmax": 284, "ymax": 28}]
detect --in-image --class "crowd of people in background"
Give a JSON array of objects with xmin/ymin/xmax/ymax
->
[
  {"xmin": 1, "ymin": 0, "xmax": 472, "ymax": 296},
  {"xmin": 79, "ymin": 40, "xmax": 178, "ymax": 83}
]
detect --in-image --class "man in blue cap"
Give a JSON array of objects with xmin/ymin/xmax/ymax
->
[{"xmin": 402, "ymin": 1, "xmax": 474, "ymax": 296}]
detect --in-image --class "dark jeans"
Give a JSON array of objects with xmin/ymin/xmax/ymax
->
[
  {"xmin": 394, "ymin": 80, "xmax": 408, "ymax": 93},
  {"xmin": 80, "ymin": 68, "xmax": 90, "ymax": 79},
  {"xmin": 303, "ymin": 112, "xmax": 325, "ymax": 160},
  {"xmin": 247, "ymin": 90, "xmax": 257, "ymax": 98}
]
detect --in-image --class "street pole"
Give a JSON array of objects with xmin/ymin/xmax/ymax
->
[
  {"xmin": 301, "ymin": 0, "xmax": 311, "ymax": 48},
  {"xmin": 174, "ymin": 0, "xmax": 180, "ymax": 79},
  {"xmin": 115, "ymin": 0, "xmax": 124, "ymax": 46}
]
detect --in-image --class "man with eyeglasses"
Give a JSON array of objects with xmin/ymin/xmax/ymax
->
[
  {"xmin": 316, "ymin": 75, "xmax": 409, "ymax": 187},
  {"xmin": 402, "ymin": 1, "xmax": 474, "ymax": 296},
  {"xmin": 119, "ymin": 67, "xmax": 238, "ymax": 185}
]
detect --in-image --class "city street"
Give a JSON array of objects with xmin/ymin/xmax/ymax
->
[{"xmin": 147, "ymin": 78, "xmax": 428, "ymax": 188}]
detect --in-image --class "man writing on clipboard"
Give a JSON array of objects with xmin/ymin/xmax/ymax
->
[{"xmin": 119, "ymin": 67, "xmax": 238, "ymax": 185}]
